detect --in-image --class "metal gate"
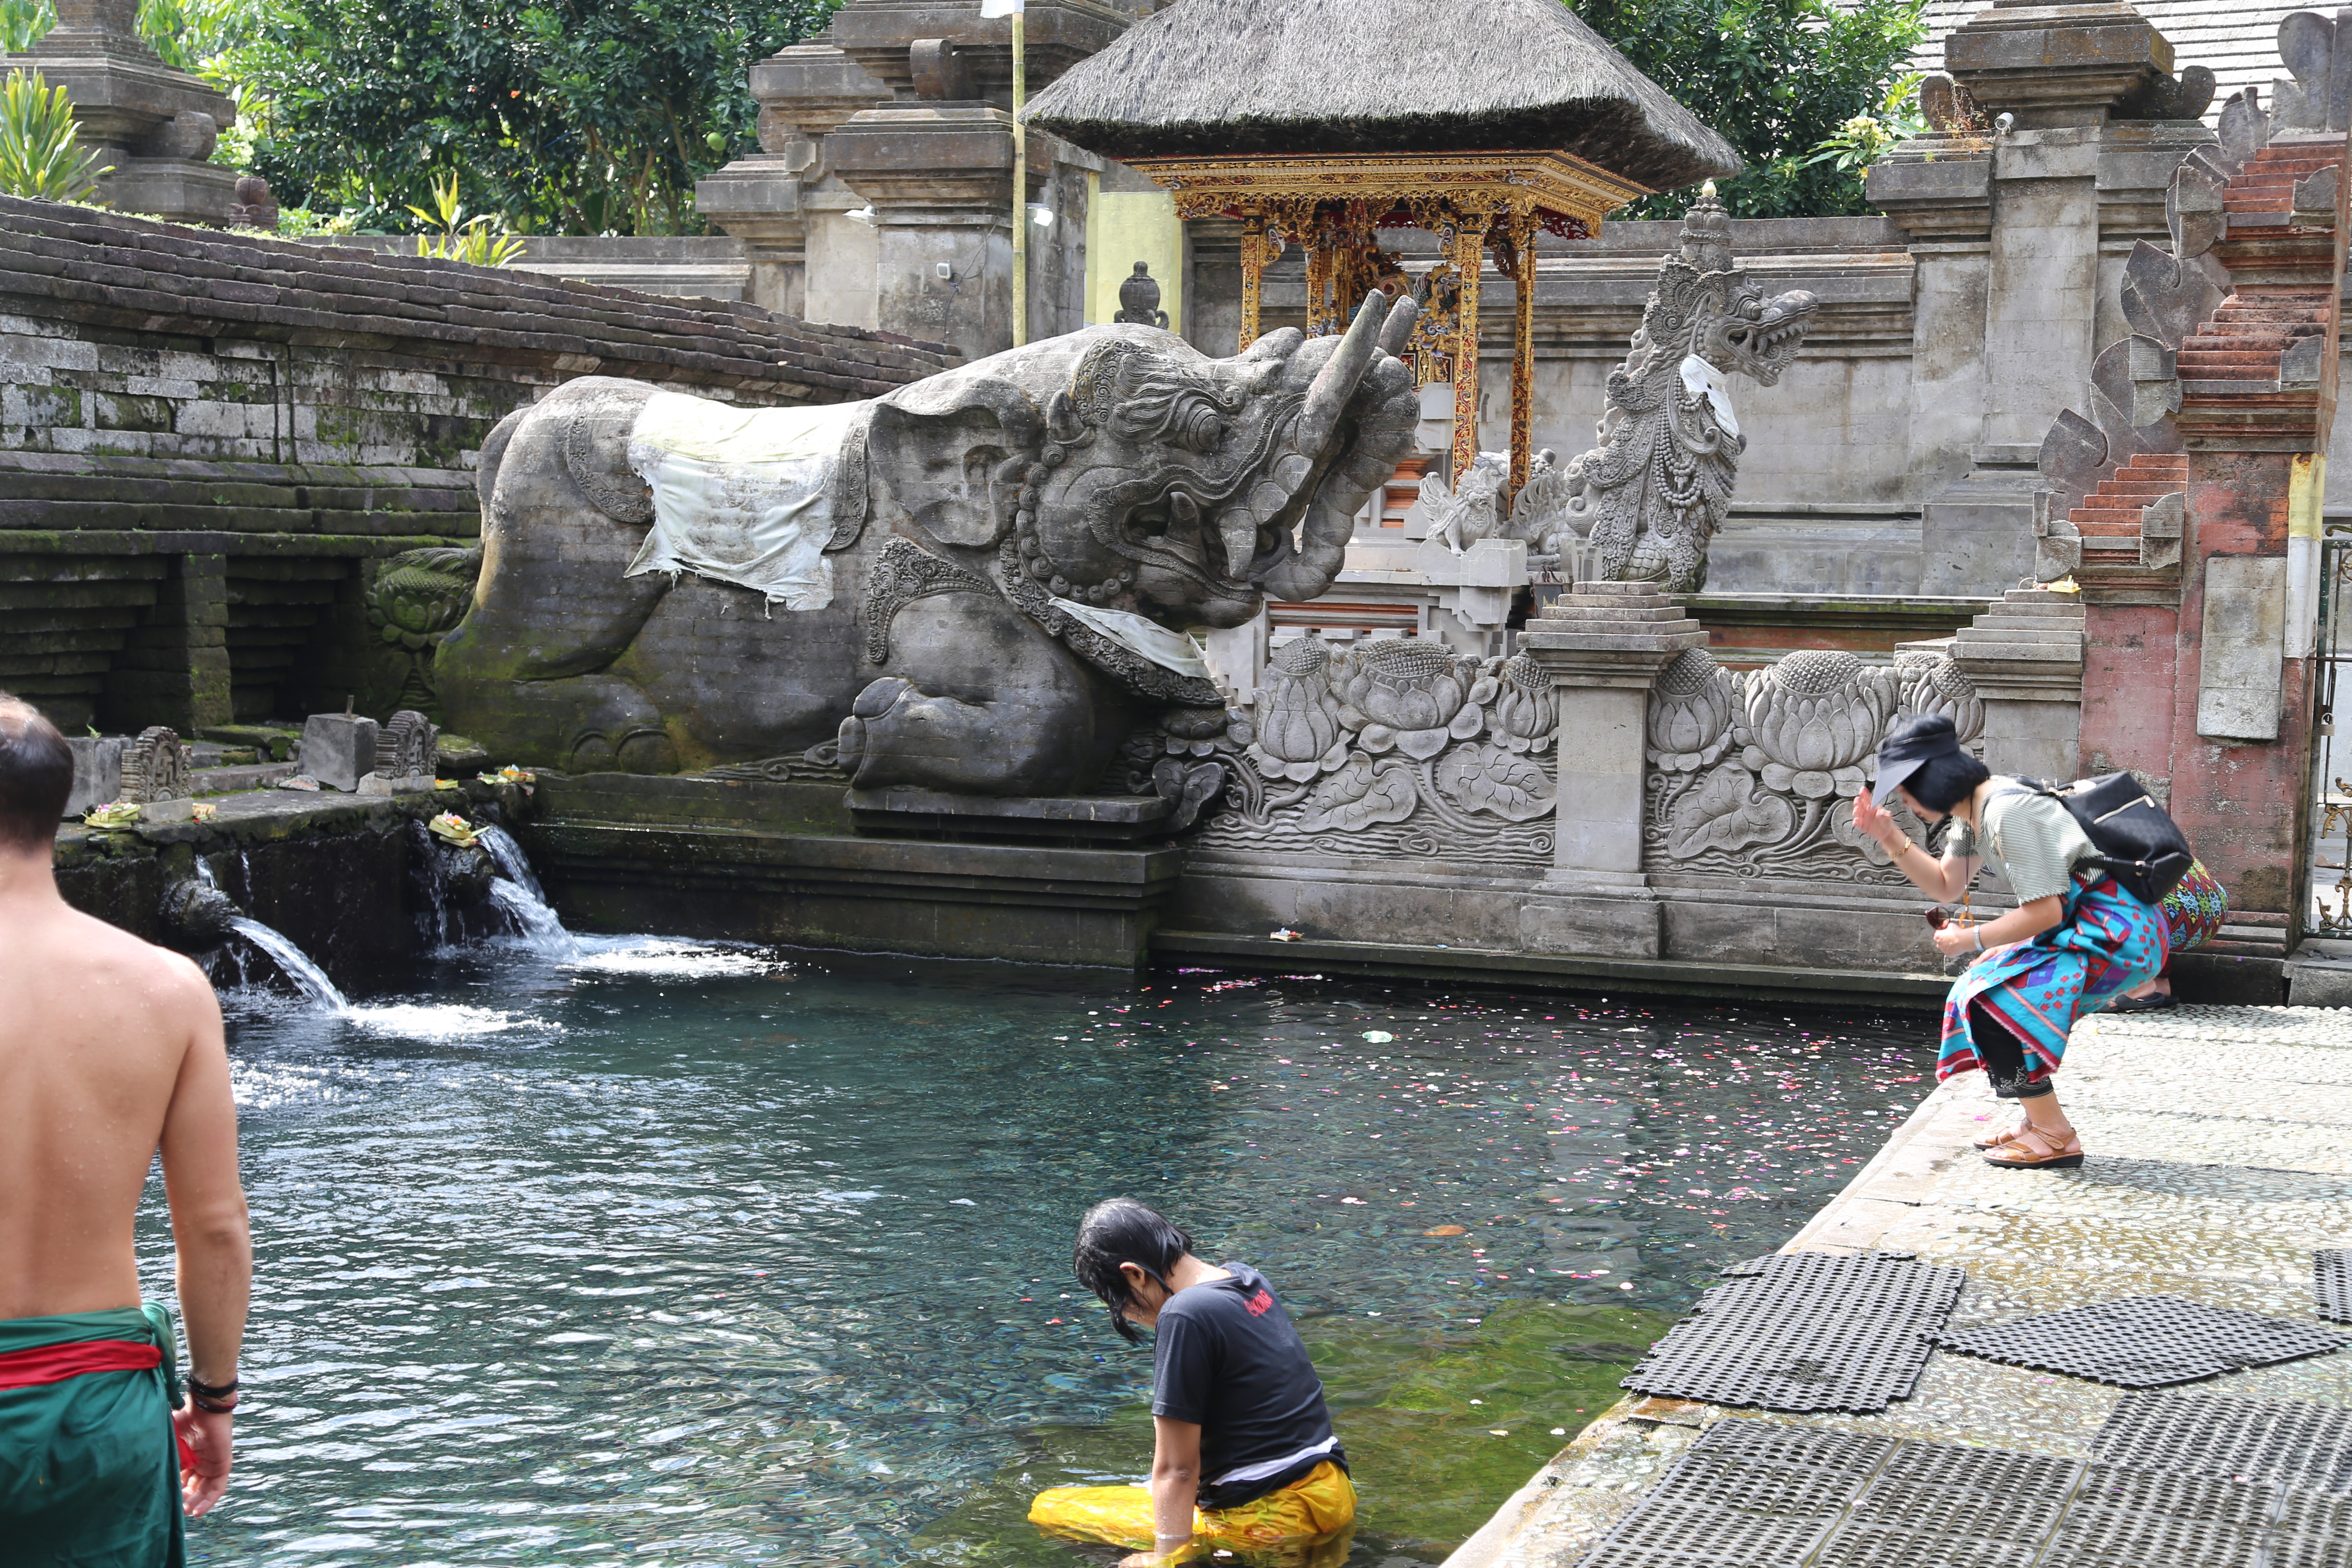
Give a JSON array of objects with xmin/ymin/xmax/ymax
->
[{"xmin": 2306, "ymin": 523, "xmax": 2352, "ymax": 937}]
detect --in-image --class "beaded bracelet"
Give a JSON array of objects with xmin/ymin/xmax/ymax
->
[{"xmin": 186, "ymin": 1374, "xmax": 240, "ymax": 1414}]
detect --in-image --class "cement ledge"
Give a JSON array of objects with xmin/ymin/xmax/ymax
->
[{"xmin": 1147, "ymin": 931, "xmax": 1949, "ymax": 1009}]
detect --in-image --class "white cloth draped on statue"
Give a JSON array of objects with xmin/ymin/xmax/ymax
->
[{"xmin": 623, "ymin": 393, "xmax": 872, "ymax": 611}]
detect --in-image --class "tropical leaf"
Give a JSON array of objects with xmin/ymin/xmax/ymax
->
[{"xmin": 0, "ymin": 69, "xmax": 111, "ymax": 202}]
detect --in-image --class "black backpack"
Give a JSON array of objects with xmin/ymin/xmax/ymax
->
[{"xmin": 2009, "ymin": 774, "xmax": 2195, "ymax": 905}]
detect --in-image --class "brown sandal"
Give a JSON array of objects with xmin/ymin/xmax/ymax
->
[
  {"xmin": 1972, "ymin": 1121, "xmax": 2026, "ymax": 1150},
  {"xmin": 1982, "ymin": 1123, "xmax": 2084, "ymax": 1170}
]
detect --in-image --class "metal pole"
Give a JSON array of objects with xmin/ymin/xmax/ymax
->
[{"xmin": 1011, "ymin": 6, "xmax": 1027, "ymax": 348}]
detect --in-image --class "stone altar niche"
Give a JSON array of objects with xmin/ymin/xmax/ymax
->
[
  {"xmin": 1, "ymin": 0, "xmax": 240, "ymax": 224},
  {"xmin": 436, "ymin": 293, "xmax": 1424, "ymax": 808},
  {"xmin": 118, "ymin": 724, "xmax": 194, "ymax": 822},
  {"xmin": 1491, "ymin": 189, "xmax": 1819, "ymax": 594},
  {"xmin": 359, "ymin": 710, "xmax": 441, "ymax": 795}
]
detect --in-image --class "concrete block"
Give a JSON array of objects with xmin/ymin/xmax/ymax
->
[
  {"xmin": 64, "ymin": 736, "xmax": 122, "ymax": 816},
  {"xmin": 1520, "ymin": 894, "xmax": 1662, "ymax": 959},
  {"xmin": 300, "ymin": 713, "xmax": 380, "ymax": 792},
  {"xmin": 2197, "ymin": 555, "xmax": 2289, "ymax": 742},
  {"xmin": 2287, "ymin": 955, "xmax": 2352, "ymax": 1007}
]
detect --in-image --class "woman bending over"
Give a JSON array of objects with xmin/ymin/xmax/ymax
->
[{"xmin": 1852, "ymin": 715, "xmax": 2165, "ymax": 1168}]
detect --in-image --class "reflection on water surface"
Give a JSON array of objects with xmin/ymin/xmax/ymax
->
[{"xmin": 153, "ymin": 936, "xmax": 1926, "ymax": 1565}]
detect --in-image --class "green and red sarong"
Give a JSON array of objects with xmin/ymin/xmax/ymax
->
[{"xmin": 0, "ymin": 1305, "xmax": 184, "ymax": 1565}]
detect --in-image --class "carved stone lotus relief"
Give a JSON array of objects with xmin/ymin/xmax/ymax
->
[
  {"xmin": 1159, "ymin": 636, "xmax": 1561, "ymax": 866},
  {"xmin": 1643, "ymin": 646, "xmax": 1981, "ymax": 880}
]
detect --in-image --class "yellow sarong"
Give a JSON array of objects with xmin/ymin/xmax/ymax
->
[{"xmin": 1029, "ymin": 1460, "xmax": 1355, "ymax": 1566}]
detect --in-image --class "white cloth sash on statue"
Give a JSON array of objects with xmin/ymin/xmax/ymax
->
[
  {"xmin": 1048, "ymin": 596, "xmax": 1212, "ymax": 679},
  {"xmin": 623, "ymin": 393, "xmax": 871, "ymax": 611},
  {"xmin": 1677, "ymin": 353, "xmax": 1739, "ymax": 439}
]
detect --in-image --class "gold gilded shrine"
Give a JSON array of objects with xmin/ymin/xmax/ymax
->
[{"xmin": 1139, "ymin": 150, "xmax": 1648, "ymax": 502}]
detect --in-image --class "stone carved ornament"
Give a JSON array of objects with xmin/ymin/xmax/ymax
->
[
  {"xmin": 375, "ymin": 710, "xmax": 441, "ymax": 780},
  {"xmin": 2036, "ymin": 22, "xmax": 2323, "ymax": 577},
  {"xmin": 1643, "ymin": 647, "xmax": 1982, "ymax": 881},
  {"xmin": 1509, "ymin": 190, "xmax": 1818, "ymax": 594},
  {"xmin": 1161, "ymin": 635, "xmax": 1560, "ymax": 868},
  {"xmin": 365, "ymin": 544, "xmax": 484, "ymax": 719},
  {"xmin": 438, "ymin": 295, "xmax": 1424, "ymax": 795},
  {"xmin": 120, "ymin": 726, "xmax": 191, "ymax": 804}
]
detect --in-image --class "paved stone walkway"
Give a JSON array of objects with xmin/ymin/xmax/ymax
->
[{"xmin": 1445, "ymin": 1005, "xmax": 2352, "ymax": 1567}]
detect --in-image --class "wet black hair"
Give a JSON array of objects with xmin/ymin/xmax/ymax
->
[
  {"xmin": 0, "ymin": 694, "xmax": 70, "ymax": 852},
  {"xmin": 1905, "ymin": 748, "xmax": 1992, "ymax": 814},
  {"xmin": 1072, "ymin": 1197, "xmax": 1194, "ymax": 1344}
]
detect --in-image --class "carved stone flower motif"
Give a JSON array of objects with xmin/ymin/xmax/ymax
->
[
  {"xmin": 1738, "ymin": 649, "xmax": 1897, "ymax": 799},
  {"xmin": 1488, "ymin": 651, "xmax": 1557, "ymax": 753},
  {"xmin": 1895, "ymin": 652, "xmax": 1985, "ymax": 744},
  {"xmin": 1247, "ymin": 638, "xmax": 1350, "ymax": 781},
  {"xmin": 1647, "ymin": 646, "xmax": 1737, "ymax": 771},
  {"xmin": 1341, "ymin": 637, "xmax": 1483, "ymax": 760}
]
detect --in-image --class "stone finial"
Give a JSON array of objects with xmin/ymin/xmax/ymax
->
[
  {"xmin": 1676, "ymin": 188, "xmax": 1734, "ymax": 274},
  {"xmin": 227, "ymin": 174, "xmax": 279, "ymax": 230},
  {"xmin": 119, "ymin": 725, "xmax": 190, "ymax": 803},
  {"xmin": 1112, "ymin": 261, "xmax": 1170, "ymax": 327}
]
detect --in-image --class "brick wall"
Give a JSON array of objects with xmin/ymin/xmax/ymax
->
[{"xmin": 0, "ymin": 196, "xmax": 956, "ymax": 732}]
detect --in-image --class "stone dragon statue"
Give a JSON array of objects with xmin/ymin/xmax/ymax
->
[
  {"xmin": 432, "ymin": 293, "xmax": 1421, "ymax": 797},
  {"xmin": 1515, "ymin": 190, "xmax": 1818, "ymax": 593}
]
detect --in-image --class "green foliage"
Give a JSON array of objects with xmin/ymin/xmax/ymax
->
[
  {"xmin": 0, "ymin": 68, "xmax": 110, "ymax": 202},
  {"xmin": 1800, "ymin": 72, "xmax": 1928, "ymax": 194},
  {"xmin": 270, "ymin": 202, "xmax": 356, "ymax": 236},
  {"xmin": 1569, "ymin": 0, "xmax": 1929, "ymax": 219},
  {"xmin": 0, "ymin": 0, "xmax": 50, "ymax": 53},
  {"xmin": 204, "ymin": 0, "xmax": 842, "ymax": 236},
  {"xmin": 406, "ymin": 169, "xmax": 526, "ymax": 264}
]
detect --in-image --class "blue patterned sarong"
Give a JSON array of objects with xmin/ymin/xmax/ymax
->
[{"xmin": 1938, "ymin": 874, "xmax": 2166, "ymax": 1087}]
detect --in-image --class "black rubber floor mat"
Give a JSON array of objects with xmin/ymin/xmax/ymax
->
[
  {"xmin": 1575, "ymin": 1420, "xmax": 1894, "ymax": 1568},
  {"xmin": 2272, "ymin": 1487, "xmax": 2352, "ymax": 1568},
  {"xmin": 2319, "ymin": 1249, "xmax": 2352, "ymax": 1324},
  {"xmin": 1932, "ymin": 1295, "xmax": 2350, "ymax": 1388},
  {"xmin": 2037, "ymin": 1462, "xmax": 2275, "ymax": 1568},
  {"xmin": 1619, "ymin": 1251, "xmax": 1966, "ymax": 1413},
  {"xmin": 2095, "ymin": 1388, "xmax": 2352, "ymax": 1496},
  {"xmin": 1808, "ymin": 1440, "xmax": 2081, "ymax": 1568}
]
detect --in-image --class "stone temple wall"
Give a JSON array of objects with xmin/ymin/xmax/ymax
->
[{"xmin": 0, "ymin": 196, "xmax": 956, "ymax": 734}]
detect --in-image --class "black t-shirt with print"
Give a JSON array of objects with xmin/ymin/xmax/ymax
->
[{"xmin": 1150, "ymin": 1262, "xmax": 1343, "ymax": 1509}]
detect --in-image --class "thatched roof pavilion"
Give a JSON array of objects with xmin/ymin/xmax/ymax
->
[
  {"xmin": 1025, "ymin": 0, "xmax": 1741, "ymax": 195},
  {"xmin": 1027, "ymin": 0, "xmax": 1742, "ymax": 504}
]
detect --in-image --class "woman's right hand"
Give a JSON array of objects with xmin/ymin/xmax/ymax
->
[{"xmin": 1851, "ymin": 792, "xmax": 1904, "ymax": 856}]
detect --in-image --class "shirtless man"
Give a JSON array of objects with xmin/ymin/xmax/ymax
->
[{"xmin": 0, "ymin": 696, "xmax": 251, "ymax": 1558}]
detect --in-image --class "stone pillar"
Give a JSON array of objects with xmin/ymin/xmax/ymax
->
[
  {"xmin": 704, "ymin": 0, "xmax": 1125, "ymax": 346},
  {"xmin": 103, "ymin": 552, "xmax": 230, "ymax": 734},
  {"xmin": 1519, "ymin": 581, "xmax": 1707, "ymax": 958},
  {"xmin": 695, "ymin": 43, "xmax": 889, "ymax": 321},
  {"xmin": 1946, "ymin": 586, "xmax": 2087, "ymax": 783},
  {"xmin": 1872, "ymin": 0, "xmax": 2214, "ymax": 595},
  {"xmin": 4, "ymin": 0, "xmax": 239, "ymax": 225}
]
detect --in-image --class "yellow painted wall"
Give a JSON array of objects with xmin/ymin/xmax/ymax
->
[{"xmin": 1085, "ymin": 177, "xmax": 1185, "ymax": 332}]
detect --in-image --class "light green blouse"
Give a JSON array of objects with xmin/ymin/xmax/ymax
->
[{"xmin": 1946, "ymin": 780, "xmax": 2099, "ymax": 903}]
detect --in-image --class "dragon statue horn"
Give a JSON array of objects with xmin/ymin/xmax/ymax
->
[
  {"xmin": 1376, "ymin": 294, "xmax": 1421, "ymax": 358},
  {"xmin": 1295, "ymin": 291, "xmax": 1393, "ymax": 457}
]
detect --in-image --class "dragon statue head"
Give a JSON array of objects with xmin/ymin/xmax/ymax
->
[{"xmin": 1648, "ymin": 190, "xmax": 1819, "ymax": 388}]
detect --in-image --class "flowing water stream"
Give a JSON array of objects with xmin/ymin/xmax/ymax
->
[{"xmin": 156, "ymin": 923, "xmax": 1931, "ymax": 1567}]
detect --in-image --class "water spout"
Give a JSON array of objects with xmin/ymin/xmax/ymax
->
[
  {"xmin": 477, "ymin": 825, "xmax": 577, "ymax": 959},
  {"xmin": 226, "ymin": 916, "xmax": 349, "ymax": 1013}
]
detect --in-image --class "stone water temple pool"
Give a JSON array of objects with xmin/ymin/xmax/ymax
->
[{"xmin": 147, "ymin": 928, "xmax": 1930, "ymax": 1566}]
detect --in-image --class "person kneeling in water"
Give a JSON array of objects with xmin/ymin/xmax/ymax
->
[{"xmin": 1029, "ymin": 1199, "xmax": 1354, "ymax": 1567}]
